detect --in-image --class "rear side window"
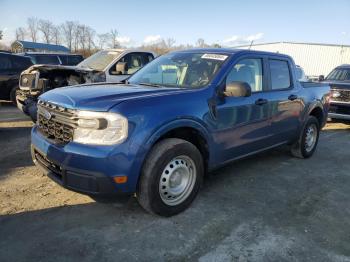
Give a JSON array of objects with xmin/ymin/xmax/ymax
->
[
  {"xmin": 67, "ymin": 56, "xmax": 83, "ymax": 65},
  {"xmin": 12, "ymin": 56, "xmax": 32, "ymax": 70},
  {"xmin": 32, "ymin": 55, "xmax": 60, "ymax": 65},
  {"xmin": 269, "ymin": 60, "xmax": 291, "ymax": 90}
]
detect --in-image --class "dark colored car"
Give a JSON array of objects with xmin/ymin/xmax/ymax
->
[
  {"xmin": 0, "ymin": 52, "xmax": 33, "ymax": 103},
  {"xmin": 21, "ymin": 53, "xmax": 84, "ymax": 66},
  {"xmin": 321, "ymin": 64, "xmax": 350, "ymax": 122},
  {"xmin": 31, "ymin": 49, "xmax": 330, "ymax": 216}
]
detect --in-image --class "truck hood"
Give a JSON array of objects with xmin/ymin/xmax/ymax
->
[
  {"xmin": 27, "ymin": 64, "xmax": 96, "ymax": 73},
  {"xmin": 39, "ymin": 83, "xmax": 182, "ymax": 111}
]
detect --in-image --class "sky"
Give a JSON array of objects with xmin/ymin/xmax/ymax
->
[{"xmin": 0, "ymin": 0, "xmax": 350, "ymax": 47}]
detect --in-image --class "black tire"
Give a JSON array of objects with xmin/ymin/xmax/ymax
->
[
  {"xmin": 137, "ymin": 138, "xmax": 204, "ymax": 216},
  {"xmin": 10, "ymin": 86, "xmax": 18, "ymax": 106},
  {"xmin": 291, "ymin": 116, "xmax": 320, "ymax": 158}
]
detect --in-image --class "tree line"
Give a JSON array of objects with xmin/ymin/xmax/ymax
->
[{"xmin": 7, "ymin": 17, "xmax": 222, "ymax": 56}]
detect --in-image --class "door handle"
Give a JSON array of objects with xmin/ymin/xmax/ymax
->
[
  {"xmin": 255, "ymin": 98, "xmax": 268, "ymax": 106},
  {"xmin": 288, "ymin": 94, "xmax": 298, "ymax": 101}
]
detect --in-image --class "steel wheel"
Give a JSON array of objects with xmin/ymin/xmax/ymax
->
[
  {"xmin": 159, "ymin": 155, "xmax": 197, "ymax": 206},
  {"xmin": 305, "ymin": 123, "xmax": 317, "ymax": 152}
]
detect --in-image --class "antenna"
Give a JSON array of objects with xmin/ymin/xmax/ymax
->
[{"xmin": 249, "ymin": 40, "xmax": 254, "ymax": 50}]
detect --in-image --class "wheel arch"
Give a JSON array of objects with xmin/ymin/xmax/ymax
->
[{"xmin": 306, "ymin": 102, "xmax": 326, "ymax": 127}]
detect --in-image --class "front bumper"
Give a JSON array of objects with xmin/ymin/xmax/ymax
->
[
  {"xmin": 31, "ymin": 126, "xmax": 140, "ymax": 196},
  {"xmin": 16, "ymin": 91, "xmax": 38, "ymax": 122},
  {"xmin": 329, "ymin": 102, "xmax": 350, "ymax": 121}
]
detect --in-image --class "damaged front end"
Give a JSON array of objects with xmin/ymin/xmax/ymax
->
[{"xmin": 16, "ymin": 64, "xmax": 105, "ymax": 122}]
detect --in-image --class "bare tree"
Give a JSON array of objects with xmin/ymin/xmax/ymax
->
[
  {"xmin": 110, "ymin": 29, "xmax": 118, "ymax": 48},
  {"xmin": 85, "ymin": 26, "xmax": 96, "ymax": 51},
  {"xmin": 196, "ymin": 38, "xmax": 206, "ymax": 48},
  {"xmin": 72, "ymin": 24, "xmax": 81, "ymax": 52},
  {"xmin": 97, "ymin": 33, "xmax": 110, "ymax": 49},
  {"xmin": 165, "ymin": 38, "xmax": 176, "ymax": 49},
  {"xmin": 27, "ymin": 17, "xmax": 39, "ymax": 42},
  {"xmin": 15, "ymin": 27, "xmax": 27, "ymax": 41},
  {"xmin": 0, "ymin": 30, "xmax": 3, "ymax": 40},
  {"xmin": 61, "ymin": 21, "xmax": 76, "ymax": 50},
  {"xmin": 38, "ymin": 19, "xmax": 53, "ymax": 43},
  {"xmin": 51, "ymin": 25, "xmax": 61, "ymax": 45}
]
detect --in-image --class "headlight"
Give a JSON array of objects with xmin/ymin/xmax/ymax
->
[{"xmin": 73, "ymin": 111, "xmax": 128, "ymax": 145}]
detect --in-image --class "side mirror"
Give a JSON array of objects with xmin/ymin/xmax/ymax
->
[
  {"xmin": 223, "ymin": 81, "xmax": 252, "ymax": 97},
  {"xmin": 113, "ymin": 62, "xmax": 128, "ymax": 75},
  {"xmin": 318, "ymin": 75, "xmax": 325, "ymax": 82}
]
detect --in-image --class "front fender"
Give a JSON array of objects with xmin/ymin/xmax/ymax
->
[{"xmin": 144, "ymin": 118, "xmax": 213, "ymax": 149}]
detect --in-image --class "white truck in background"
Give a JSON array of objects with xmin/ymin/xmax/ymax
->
[{"xmin": 16, "ymin": 49, "xmax": 156, "ymax": 121}]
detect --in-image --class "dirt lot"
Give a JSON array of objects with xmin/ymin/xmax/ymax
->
[{"xmin": 0, "ymin": 103, "xmax": 349, "ymax": 262}]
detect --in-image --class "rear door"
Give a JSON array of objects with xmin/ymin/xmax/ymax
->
[
  {"xmin": 106, "ymin": 52, "xmax": 154, "ymax": 82},
  {"xmin": 266, "ymin": 57, "xmax": 302, "ymax": 143}
]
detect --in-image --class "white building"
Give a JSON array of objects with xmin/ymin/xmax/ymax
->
[{"xmin": 234, "ymin": 42, "xmax": 350, "ymax": 77}]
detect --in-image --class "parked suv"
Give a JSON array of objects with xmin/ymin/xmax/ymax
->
[
  {"xmin": 21, "ymin": 52, "xmax": 83, "ymax": 66},
  {"xmin": 320, "ymin": 64, "xmax": 350, "ymax": 122},
  {"xmin": 17, "ymin": 49, "xmax": 155, "ymax": 121},
  {"xmin": 0, "ymin": 52, "xmax": 33, "ymax": 103},
  {"xmin": 31, "ymin": 49, "xmax": 330, "ymax": 216}
]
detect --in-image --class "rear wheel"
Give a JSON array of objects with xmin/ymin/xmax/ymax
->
[
  {"xmin": 137, "ymin": 138, "xmax": 203, "ymax": 216},
  {"xmin": 291, "ymin": 116, "xmax": 320, "ymax": 158}
]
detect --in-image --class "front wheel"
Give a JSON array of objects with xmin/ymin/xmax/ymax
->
[
  {"xmin": 137, "ymin": 138, "xmax": 204, "ymax": 216},
  {"xmin": 291, "ymin": 116, "xmax": 320, "ymax": 158},
  {"xmin": 10, "ymin": 86, "xmax": 18, "ymax": 106}
]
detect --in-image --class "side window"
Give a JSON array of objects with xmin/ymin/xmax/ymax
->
[
  {"xmin": 58, "ymin": 55, "xmax": 68, "ymax": 65},
  {"xmin": 12, "ymin": 56, "xmax": 32, "ymax": 70},
  {"xmin": 269, "ymin": 60, "xmax": 291, "ymax": 90},
  {"xmin": 0, "ymin": 55, "xmax": 12, "ymax": 70},
  {"xmin": 226, "ymin": 58, "xmax": 263, "ymax": 92},
  {"xmin": 143, "ymin": 53, "xmax": 154, "ymax": 64},
  {"xmin": 118, "ymin": 53, "xmax": 144, "ymax": 75},
  {"xmin": 34, "ymin": 55, "xmax": 60, "ymax": 65},
  {"xmin": 67, "ymin": 56, "xmax": 83, "ymax": 65}
]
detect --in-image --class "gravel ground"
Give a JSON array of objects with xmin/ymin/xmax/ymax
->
[{"xmin": 0, "ymin": 103, "xmax": 349, "ymax": 262}]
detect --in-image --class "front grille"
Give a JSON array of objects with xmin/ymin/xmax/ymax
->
[
  {"xmin": 37, "ymin": 100, "xmax": 77, "ymax": 144},
  {"xmin": 34, "ymin": 149, "xmax": 63, "ymax": 178},
  {"xmin": 20, "ymin": 73, "xmax": 36, "ymax": 89},
  {"xmin": 329, "ymin": 104, "xmax": 350, "ymax": 115},
  {"xmin": 330, "ymin": 88, "xmax": 350, "ymax": 103}
]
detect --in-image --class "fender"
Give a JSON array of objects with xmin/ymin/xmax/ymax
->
[
  {"xmin": 145, "ymin": 118, "xmax": 212, "ymax": 149},
  {"xmin": 304, "ymin": 100, "xmax": 325, "ymax": 122}
]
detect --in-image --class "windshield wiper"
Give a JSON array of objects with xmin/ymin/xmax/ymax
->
[{"xmin": 138, "ymin": 82, "xmax": 162, "ymax": 87}]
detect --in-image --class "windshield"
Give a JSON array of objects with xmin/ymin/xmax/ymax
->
[
  {"xmin": 30, "ymin": 55, "xmax": 60, "ymax": 65},
  {"xmin": 78, "ymin": 50, "xmax": 120, "ymax": 71},
  {"xmin": 326, "ymin": 68, "xmax": 350, "ymax": 81},
  {"xmin": 128, "ymin": 52, "xmax": 229, "ymax": 88}
]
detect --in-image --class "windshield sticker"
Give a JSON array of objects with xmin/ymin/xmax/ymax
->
[{"xmin": 201, "ymin": 54, "xmax": 228, "ymax": 61}]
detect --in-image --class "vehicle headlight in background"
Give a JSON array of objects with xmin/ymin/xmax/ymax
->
[
  {"xmin": 331, "ymin": 91, "xmax": 341, "ymax": 98},
  {"xmin": 73, "ymin": 111, "xmax": 128, "ymax": 145}
]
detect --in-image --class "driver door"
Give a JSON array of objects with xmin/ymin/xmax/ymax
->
[{"xmin": 214, "ymin": 57, "xmax": 275, "ymax": 162}]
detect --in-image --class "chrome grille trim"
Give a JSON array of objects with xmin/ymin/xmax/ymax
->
[{"xmin": 37, "ymin": 100, "xmax": 77, "ymax": 144}]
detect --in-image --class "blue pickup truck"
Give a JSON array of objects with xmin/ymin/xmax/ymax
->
[{"xmin": 31, "ymin": 49, "xmax": 330, "ymax": 216}]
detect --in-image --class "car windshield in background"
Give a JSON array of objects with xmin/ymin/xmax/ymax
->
[
  {"xmin": 326, "ymin": 68, "xmax": 350, "ymax": 81},
  {"xmin": 78, "ymin": 50, "xmax": 120, "ymax": 71},
  {"xmin": 31, "ymin": 55, "xmax": 60, "ymax": 65},
  {"xmin": 128, "ymin": 52, "xmax": 228, "ymax": 88}
]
